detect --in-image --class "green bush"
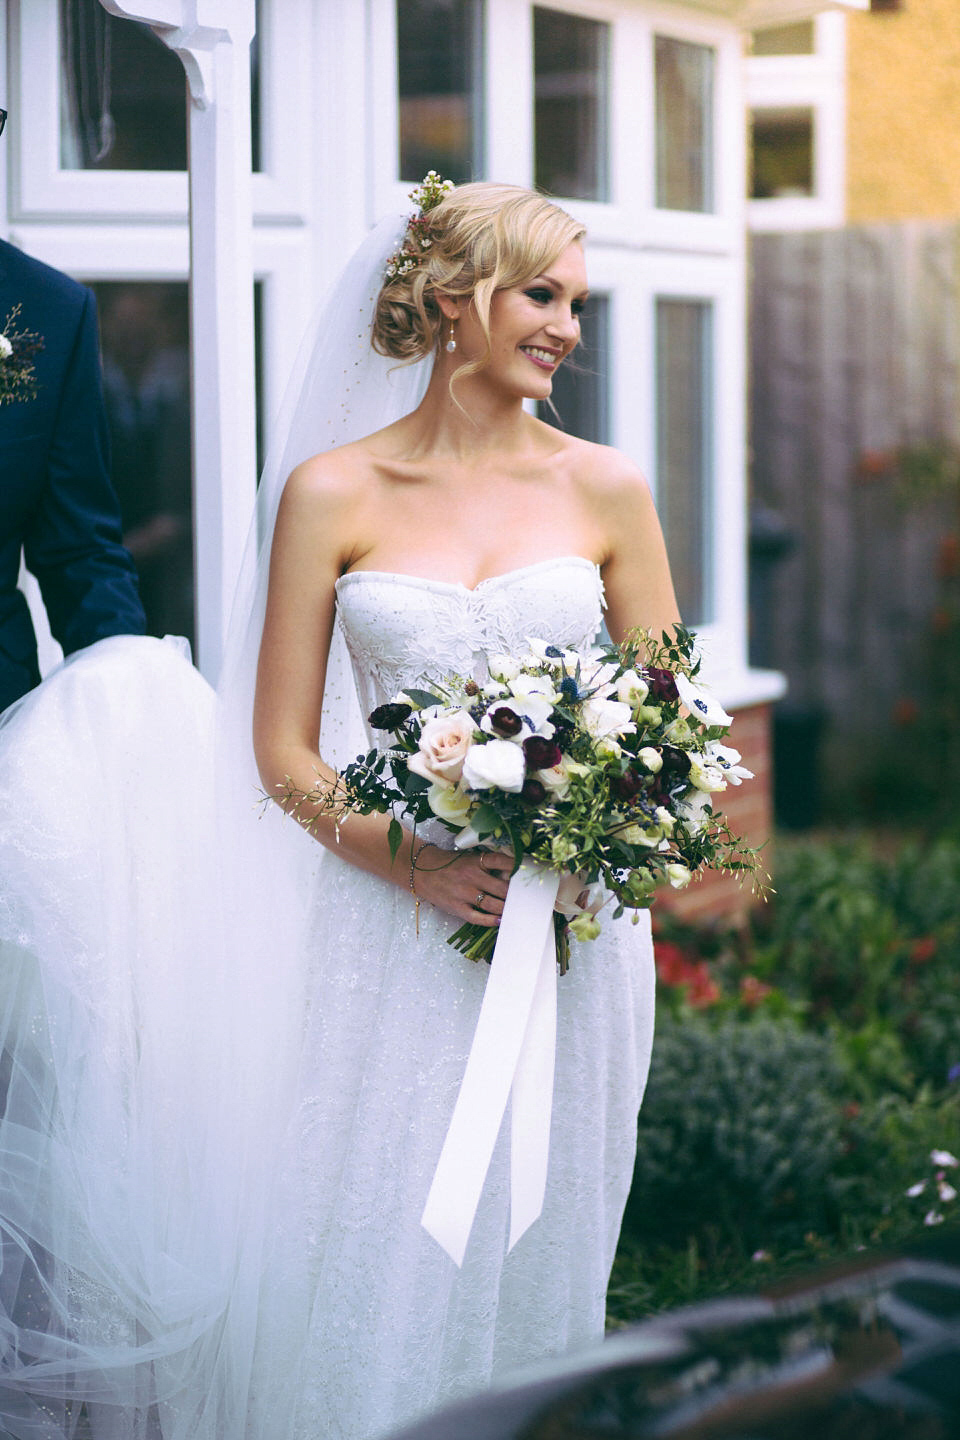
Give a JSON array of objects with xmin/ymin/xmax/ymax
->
[{"xmin": 626, "ymin": 1016, "xmax": 850, "ymax": 1253}]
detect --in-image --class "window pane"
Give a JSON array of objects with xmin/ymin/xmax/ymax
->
[
  {"xmin": 655, "ymin": 299, "xmax": 713, "ymax": 625},
  {"xmin": 749, "ymin": 22, "xmax": 815, "ymax": 55},
  {"xmin": 750, "ymin": 107, "xmax": 814, "ymax": 199},
  {"xmin": 534, "ymin": 7, "xmax": 609, "ymax": 202},
  {"xmin": 537, "ymin": 295, "xmax": 610, "ymax": 444},
  {"xmin": 397, "ymin": 0, "xmax": 483, "ymax": 184},
  {"xmin": 91, "ymin": 283, "xmax": 194, "ymax": 646},
  {"xmin": 60, "ymin": 0, "xmax": 262, "ymax": 173},
  {"xmin": 654, "ymin": 36, "xmax": 715, "ymax": 213},
  {"xmin": 60, "ymin": 0, "xmax": 186, "ymax": 170}
]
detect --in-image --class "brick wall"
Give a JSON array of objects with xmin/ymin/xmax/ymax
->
[{"xmin": 657, "ymin": 700, "xmax": 773, "ymax": 926}]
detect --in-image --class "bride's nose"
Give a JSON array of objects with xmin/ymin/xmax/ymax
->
[{"xmin": 546, "ymin": 309, "xmax": 579, "ymax": 345}]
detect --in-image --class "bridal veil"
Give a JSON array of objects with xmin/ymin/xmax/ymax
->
[{"xmin": 0, "ymin": 214, "xmax": 429, "ymax": 1438}]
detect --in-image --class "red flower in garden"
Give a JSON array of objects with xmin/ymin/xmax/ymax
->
[
  {"xmin": 739, "ymin": 975, "xmax": 773, "ymax": 1008},
  {"xmin": 909, "ymin": 936, "xmax": 937, "ymax": 965}
]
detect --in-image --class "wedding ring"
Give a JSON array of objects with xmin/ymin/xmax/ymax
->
[
  {"xmin": 479, "ymin": 853, "xmax": 491, "ymax": 873},
  {"xmin": 475, "ymin": 891, "xmax": 486, "ymax": 910}
]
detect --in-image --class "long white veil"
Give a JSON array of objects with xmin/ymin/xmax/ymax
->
[{"xmin": 0, "ymin": 213, "xmax": 431, "ymax": 1438}]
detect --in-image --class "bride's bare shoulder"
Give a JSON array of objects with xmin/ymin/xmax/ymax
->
[
  {"xmin": 280, "ymin": 435, "xmax": 391, "ymax": 521},
  {"xmin": 555, "ymin": 431, "xmax": 652, "ymax": 503}
]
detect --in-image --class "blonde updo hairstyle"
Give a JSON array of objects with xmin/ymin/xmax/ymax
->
[{"xmin": 372, "ymin": 182, "xmax": 586, "ymax": 391}]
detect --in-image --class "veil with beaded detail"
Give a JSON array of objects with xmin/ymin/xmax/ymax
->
[{"xmin": 0, "ymin": 212, "xmax": 433, "ymax": 1440}]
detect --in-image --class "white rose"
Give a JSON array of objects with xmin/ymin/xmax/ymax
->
[
  {"xmin": 461, "ymin": 738, "xmax": 526, "ymax": 793},
  {"xmin": 616, "ymin": 669, "xmax": 650, "ymax": 707},
  {"xmin": 580, "ymin": 696, "xmax": 635, "ymax": 742},
  {"xmin": 427, "ymin": 783, "xmax": 474, "ymax": 826},
  {"xmin": 665, "ymin": 862, "xmax": 692, "ymax": 889},
  {"xmin": 407, "ymin": 710, "xmax": 476, "ymax": 786},
  {"xmin": 487, "ymin": 653, "xmax": 521, "ymax": 683},
  {"xmin": 638, "ymin": 746, "xmax": 663, "ymax": 773},
  {"xmin": 677, "ymin": 789, "xmax": 713, "ymax": 834},
  {"xmin": 0, "ymin": 334, "xmax": 12, "ymax": 361},
  {"xmin": 653, "ymin": 806, "xmax": 675, "ymax": 836}
]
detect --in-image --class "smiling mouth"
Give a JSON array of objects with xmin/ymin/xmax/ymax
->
[{"xmin": 520, "ymin": 346, "xmax": 560, "ymax": 370}]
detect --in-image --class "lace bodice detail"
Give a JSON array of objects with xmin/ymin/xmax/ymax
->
[{"xmin": 335, "ymin": 556, "xmax": 604, "ymax": 728}]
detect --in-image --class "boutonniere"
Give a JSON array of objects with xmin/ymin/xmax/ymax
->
[{"xmin": 0, "ymin": 304, "xmax": 44, "ymax": 405}]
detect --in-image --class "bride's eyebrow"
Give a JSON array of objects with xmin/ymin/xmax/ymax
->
[{"xmin": 532, "ymin": 273, "xmax": 590, "ymax": 300}]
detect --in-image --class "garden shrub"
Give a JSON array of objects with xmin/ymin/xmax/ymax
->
[{"xmin": 626, "ymin": 1015, "xmax": 850, "ymax": 1254}]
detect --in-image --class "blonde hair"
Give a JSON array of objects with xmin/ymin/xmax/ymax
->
[{"xmin": 372, "ymin": 182, "xmax": 586, "ymax": 388}]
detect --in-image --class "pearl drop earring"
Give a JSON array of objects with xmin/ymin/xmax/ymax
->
[{"xmin": 445, "ymin": 321, "xmax": 457, "ymax": 354}]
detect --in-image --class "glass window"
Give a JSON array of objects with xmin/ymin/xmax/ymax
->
[
  {"xmin": 655, "ymin": 298, "xmax": 713, "ymax": 625},
  {"xmin": 91, "ymin": 282, "xmax": 194, "ymax": 645},
  {"xmin": 60, "ymin": 0, "xmax": 262, "ymax": 172},
  {"xmin": 654, "ymin": 36, "xmax": 715, "ymax": 214},
  {"xmin": 750, "ymin": 107, "xmax": 814, "ymax": 199},
  {"xmin": 749, "ymin": 23, "xmax": 815, "ymax": 55},
  {"xmin": 397, "ymin": 0, "xmax": 483, "ymax": 184},
  {"xmin": 537, "ymin": 295, "xmax": 610, "ymax": 445},
  {"xmin": 534, "ymin": 7, "xmax": 609, "ymax": 202}
]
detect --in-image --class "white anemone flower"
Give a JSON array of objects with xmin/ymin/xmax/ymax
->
[
  {"xmin": 704, "ymin": 741, "xmax": 754, "ymax": 786},
  {"xmin": 675, "ymin": 673, "xmax": 733, "ymax": 728},
  {"xmin": 525, "ymin": 637, "xmax": 580, "ymax": 673}
]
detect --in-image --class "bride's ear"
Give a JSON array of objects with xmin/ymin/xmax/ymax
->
[{"xmin": 433, "ymin": 292, "xmax": 463, "ymax": 323}]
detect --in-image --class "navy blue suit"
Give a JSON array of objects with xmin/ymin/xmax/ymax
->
[{"xmin": 0, "ymin": 240, "xmax": 146, "ymax": 712}]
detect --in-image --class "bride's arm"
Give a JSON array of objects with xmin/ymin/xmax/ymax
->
[
  {"xmin": 253, "ymin": 458, "xmax": 511, "ymax": 927},
  {"xmin": 589, "ymin": 451, "xmax": 681, "ymax": 645}
]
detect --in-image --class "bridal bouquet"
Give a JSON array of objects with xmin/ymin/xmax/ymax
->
[{"xmin": 280, "ymin": 626, "xmax": 761, "ymax": 970}]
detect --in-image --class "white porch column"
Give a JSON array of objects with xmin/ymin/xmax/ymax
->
[{"xmin": 99, "ymin": 0, "xmax": 256, "ymax": 682}]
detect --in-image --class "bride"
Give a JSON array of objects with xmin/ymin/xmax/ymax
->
[{"xmin": 0, "ymin": 180, "xmax": 679, "ymax": 1440}]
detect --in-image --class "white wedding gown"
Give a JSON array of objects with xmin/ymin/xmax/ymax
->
[{"xmin": 0, "ymin": 554, "xmax": 655, "ymax": 1440}]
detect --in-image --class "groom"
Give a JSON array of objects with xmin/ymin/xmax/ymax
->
[{"xmin": 0, "ymin": 175, "xmax": 145, "ymax": 710}]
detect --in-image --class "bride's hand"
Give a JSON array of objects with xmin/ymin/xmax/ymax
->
[{"xmin": 411, "ymin": 845, "xmax": 513, "ymax": 927}]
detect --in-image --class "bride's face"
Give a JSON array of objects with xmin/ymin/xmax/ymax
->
[{"xmin": 459, "ymin": 240, "xmax": 588, "ymax": 400}]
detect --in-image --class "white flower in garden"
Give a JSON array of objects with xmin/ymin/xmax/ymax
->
[
  {"xmin": 616, "ymin": 669, "xmax": 650, "ymax": 708},
  {"xmin": 407, "ymin": 710, "xmax": 477, "ymax": 786},
  {"xmin": 937, "ymin": 1180, "xmax": 957, "ymax": 1203},
  {"xmin": 665, "ymin": 862, "xmax": 692, "ymax": 889},
  {"xmin": 638, "ymin": 746, "xmax": 663, "ymax": 773},
  {"xmin": 462, "ymin": 738, "xmax": 526, "ymax": 793},
  {"xmin": 581, "ymin": 695, "xmax": 635, "ymax": 742},
  {"xmin": 931, "ymin": 1149, "xmax": 959, "ymax": 1168},
  {"xmin": 0, "ymin": 333, "xmax": 12, "ymax": 361},
  {"xmin": 705, "ymin": 741, "xmax": 754, "ymax": 786},
  {"xmin": 487, "ymin": 653, "xmax": 521, "ymax": 683},
  {"xmin": 509, "ymin": 672, "xmax": 560, "ymax": 707},
  {"xmin": 906, "ymin": 1181, "xmax": 926, "ymax": 1198},
  {"xmin": 426, "ymin": 783, "xmax": 474, "ymax": 826},
  {"xmin": 924, "ymin": 1210, "xmax": 945, "ymax": 1226},
  {"xmin": 688, "ymin": 755, "xmax": 727, "ymax": 793},
  {"xmin": 675, "ymin": 673, "xmax": 733, "ymax": 727}
]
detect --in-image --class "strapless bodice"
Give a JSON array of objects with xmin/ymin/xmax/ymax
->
[{"xmin": 335, "ymin": 556, "xmax": 605, "ymax": 726}]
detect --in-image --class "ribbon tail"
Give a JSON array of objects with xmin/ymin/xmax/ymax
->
[
  {"xmin": 421, "ymin": 859, "xmax": 560, "ymax": 1267},
  {"xmin": 508, "ymin": 921, "xmax": 557, "ymax": 1251}
]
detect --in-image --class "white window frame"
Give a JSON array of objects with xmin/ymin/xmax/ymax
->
[
  {"xmin": 7, "ymin": 0, "xmax": 313, "ymax": 224},
  {"xmin": 746, "ymin": 11, "xmax": 847, "ymax": 232}
]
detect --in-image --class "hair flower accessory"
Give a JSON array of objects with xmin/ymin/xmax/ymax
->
[
  {"xmin": 0, "ymin": 304, "xmax": 44, "ymax": 405},
  {"xmin": 383, "ymin": 170, "xmax": 454, "ymax": 281}
]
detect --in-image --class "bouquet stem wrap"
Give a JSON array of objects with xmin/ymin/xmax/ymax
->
[{"xmin": 421, "ymin": 858, "xmax": 560, "ymax": 1266}]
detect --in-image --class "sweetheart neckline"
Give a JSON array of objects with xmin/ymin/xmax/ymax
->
[{"xmin": 334, "ymin": 555, "xmax": 600, "ymax": 597}]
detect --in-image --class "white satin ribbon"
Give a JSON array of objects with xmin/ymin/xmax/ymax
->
[{"xmin": 421, "ymin": 857, "xmax": 560, "ymax": 1266}]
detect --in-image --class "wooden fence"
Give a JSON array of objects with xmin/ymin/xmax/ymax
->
[{"xmin": 749, "ymin": 221, "xmax": 960, "ymax": 820}]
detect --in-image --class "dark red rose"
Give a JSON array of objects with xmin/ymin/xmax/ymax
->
[
  {"xmin": 610, "ymin": 767, "xmax": 644, "ymax": 802},
  {"xmin": 659, "ymin": 745, "xmax": 691, "ymax": 780},
  {"xmin": 645, "ymin": 667, "xmax": 679, "ymax": 703},
  {"xmin": 522, "ymin": 736, "xmax": 562, "ymax": 771},
  {"xmin": 521, "ymin": 778, "xmax": 548, "ymax": 805},
  {"xmin": 489, "ymin": 705, "xmax": 524, "ymax": 737},
  {"xmin": 368, "ymin": 702, "xmax": 413, "ymax": 730}
]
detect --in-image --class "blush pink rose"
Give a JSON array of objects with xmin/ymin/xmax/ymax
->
[{"xmin": 407, "ymin": 710, "xmax": 476, "ymax": 786}]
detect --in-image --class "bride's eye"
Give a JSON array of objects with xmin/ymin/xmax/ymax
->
[
  {"xmin": 525, "ymin": 287, "xmax": 553, "ymax": 304},
  {"xmin": 571, "ymin": 298, "xmax": 586, "ymax": 317}
]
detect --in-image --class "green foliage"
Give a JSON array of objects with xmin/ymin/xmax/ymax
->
[{"xmin": 626, "ymin": 1016, "xmax": 850, "ymax": 1254}]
